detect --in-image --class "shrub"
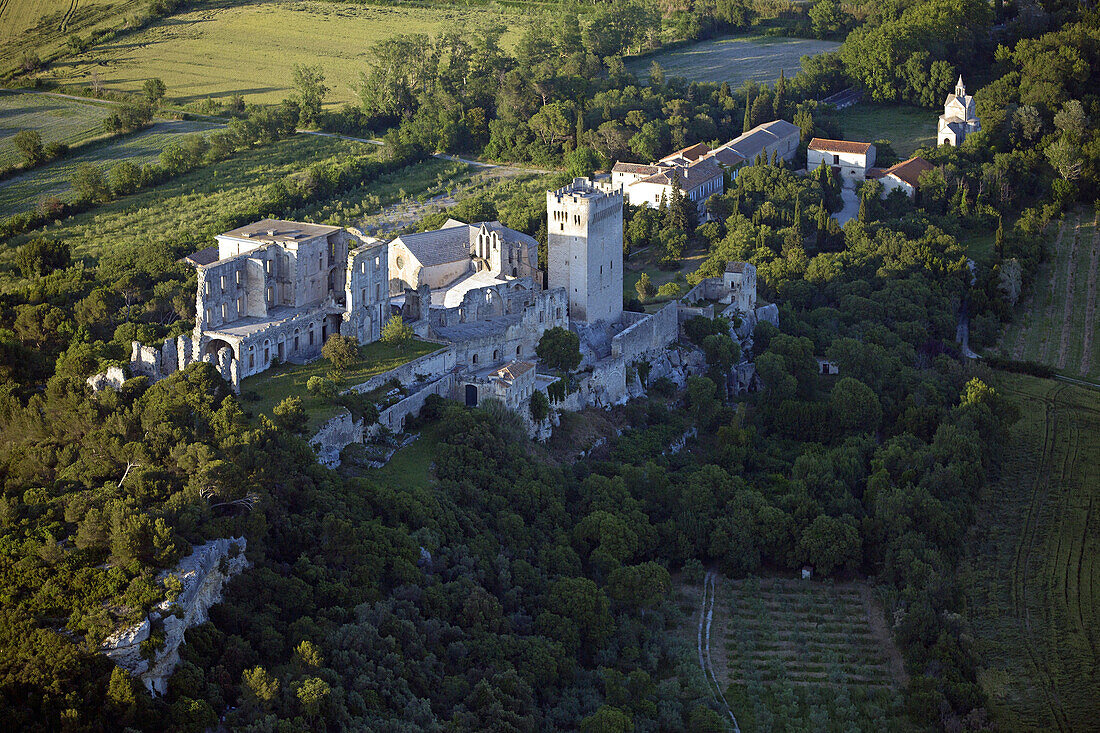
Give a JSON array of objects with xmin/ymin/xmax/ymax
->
[
  {"xmin": 13, "ymin": 130, "xmax": 44, "ymax": 167},
  {"xmin": 306, "ymin": 376, "xmax": 337, "ymax": 399},
  {"xmin": 321, "ymin": 334, "xmax": 359, "ymax": 370}
]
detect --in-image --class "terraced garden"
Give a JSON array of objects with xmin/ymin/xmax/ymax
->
[
  {"xmin": 965, "ymin": 374, "xmax": 1100, "ymax": 730},
  {"xmin": 999, "ymin": 210, "xmax": 1100, "ymax": 381},
  {"xmin": 678, "ymin": 575, "xmax": 910, "ymax": 730}
]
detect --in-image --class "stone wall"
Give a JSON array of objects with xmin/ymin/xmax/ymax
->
[
  {"xmin": 100, "ymin": 537, "xmax": 249, "ymax": 695},
  {"xmin": 372, "ymin": 374, "xmax": 455, "ymax": 435},
  {"xmin": 610, "ymin": 303, "xmax": 678, "ymax": 360},
  {"xmin": 310, "ymin": 410, "xmax": 364, "ymax": 468},
  {"xmin": 344, "ymin": 344, "xmax": 454, "ymax": 394}
]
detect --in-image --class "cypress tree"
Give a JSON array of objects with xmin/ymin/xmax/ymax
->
[
  {"xmin": 793, "ymin": 194, "xmax": 802, "ymax": 234},
  {"xmin": 743, "ymin": 91, "xmax": 752, "ymax": 132},
  {"xmin": 774, "ymin": 69, "xmax": 786, "ymax": 118},
  {"xmin": 995, "ymin": 216, "xmax": 1005, "ymax": 259}
]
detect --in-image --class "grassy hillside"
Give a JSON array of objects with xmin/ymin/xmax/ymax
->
[
  {"xmin": 16, "ymin": 0, "xmax": 523, "ymax": 107},
  {"xmin": 626, "ymin": 34, "xmax": 840, "ymax": 86},
  {"xmin": 0, "ymin": 90, "xmax": 118, "ymax": 167},
  {"xmin": 965, "ymin": 374, "xmax": 1100, "ymax": 730},
  {"xmin": 0, "ymin": 118, "xmax": 221, "ymax": 216},
  {"xmin": 0, "ymin": 0, "xmax": 129, "ymax": 73},
  {"xmin": 999, "ymin": 210, "xmax": 1100, "ymax": 381}
]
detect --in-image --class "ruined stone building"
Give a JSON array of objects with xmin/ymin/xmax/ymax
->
[
  {"xmin": 388, "ymin": 219, "xmax": 540, "ymax": 300},
  {"xmin": 184, "ymin": 219, "xmax": 389, "ymax": 381},
  {"xmin": 547, "ymin": 178, "xmax": 624, "ymax": 324},
  {"xmin": 938, "ymin": 76, "xmax": 980, "ymax": 147}
]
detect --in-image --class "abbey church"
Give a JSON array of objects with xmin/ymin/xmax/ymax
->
[{"xmin": 938, "ymin": 76, "xmax": 981, "ymax": 146}]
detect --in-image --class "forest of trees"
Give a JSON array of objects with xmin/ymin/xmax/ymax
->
[{"xmin": 1, "ymin": 0, "xmax": 1099, "ymax": 730}]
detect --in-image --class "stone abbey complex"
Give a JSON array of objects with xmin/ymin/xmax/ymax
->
[{"xmin": 114, "ymin": 177, "xmax": 775, "ymax": 462}]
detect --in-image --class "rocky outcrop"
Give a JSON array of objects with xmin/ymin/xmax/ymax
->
[
  {"xmin": 100, "ymin": 537, "xmax": 249, "ymax": 694},
  {"xmin": 86, "ymin": 366, "xmax": 127, "ymax": 392}
]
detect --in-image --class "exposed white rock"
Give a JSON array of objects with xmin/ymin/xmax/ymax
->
[
  {"xmin": 99, "ymin": 537, "xmax": 249, "ymax": 695},
  {"xmin": 86, "ymin": 366, "xmax": 127, "ymax": 393}
]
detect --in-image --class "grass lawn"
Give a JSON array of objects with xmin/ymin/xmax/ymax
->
[
  {"xmin": 998, "ymin": 210, "xmax": 1100, "ymax": 380},
  {"xmin": 964, "ymin": 373, "xmax": 1100, "ymax": 730},
  {"xmin": 0, "ymin": 90, "xmax": 119, "ymax": 168},
  {"xmin": 0, "ymin": 117, "xmax": 221, "ymax": 216},
  {"xmin": 364, "ymin": 422, "xmax": 444, "ymax": 491},
  {"xmin": 30, "ymin": 0, "xmax": 523, "ymax": 107},
  {"xmin": 626, "ymin": 34, "xmax": 839, "ymax": 86},
  {"xmin": 833, "ymin": 103, "xmax": 937, "ymax": 158},
  {"xmin": 624, "ymin": 245, "xmax": 707, "ymax": 308},
  {"xmin": 242, "ymin": 338, "xmax": 442, "ymax": 430}
]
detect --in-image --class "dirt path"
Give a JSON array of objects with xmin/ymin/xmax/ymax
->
[
  {"xmin": 1041, "ymin": 219, "xmax": 1073, "ymax": 364},
  {"xmin": 1057, "ymin": 218, "xmax": 1084, "ymax": 369},
  {"xmin": 857, "ymin": 584, "xmax": 908, "ymax": 687},
  {"xmin": 1080, "ymin": 214, "xmax": 1099, "ymax": 377},
  {"xmin": 698, "ymin": 571, "xmax": 740, "ymax": 733}
]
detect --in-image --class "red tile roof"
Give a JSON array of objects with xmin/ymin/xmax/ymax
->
[
  {"xmin": 808, "ymin": 138, "xmax": 874, "ymax": 155},
  {"xmin": 882, "ymin": 156, "xmax": 935, "ymax": 189}
]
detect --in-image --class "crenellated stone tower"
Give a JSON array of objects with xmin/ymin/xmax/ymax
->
[{"xmin": 546, "ymin": 178, "xmax": 624, "ymax": 323}]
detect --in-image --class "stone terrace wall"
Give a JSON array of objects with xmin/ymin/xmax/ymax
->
[
  {"xmin": 611, "ymin": 303, "xmax": 678, "ymax": 360},
  {"xmin": 310, "ymin": 410, "xmax": 364, "ymax": 468},
  {"xmin": 344, "ymin": 343, "xmax": 454, "ymax": 394},
  {"xmin": 370, "ymin": 374, "xmax": 456, "ymax": 436}
]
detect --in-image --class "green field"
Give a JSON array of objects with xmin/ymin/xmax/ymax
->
[
  {"xmin": 626, "ymin": 34, "xmax": 840, "ymax": 86},
  {"xmin": 679, "ymin": 575, "xmax": 909, "ymax": 730},
  {"xmin": 0, "ymin": 117, "xmax": 221, "ymax": 216},
  {"xmin": 834, "ymin": 103, "xmax": 936, "ymax": 158},
  {"xmin": 0, "ymin": 90, "xmax": 117, "ymax": 168},
  {"xmin": 243, "ymin": 338, "xmax": 442, "ymax": 429},
  {"xmin": 999, "ymin": 211, "xmax": 1100, "ymax": 381},
  {"xmin": 28, "ymin": 0, "xmax": 522, "ymax": 107},
  {"xmin": 964, "ymin": 374, "xmax": 1100, "ymax": 730},
  {"xmin": 0, "ymin": 0, "xmax": 129, "ymax": 74}
]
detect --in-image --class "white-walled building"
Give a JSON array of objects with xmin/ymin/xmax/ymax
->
[
  {"xmin": 547, "ymin": 178, "xmax": 624, "ymax": 324},
  {"xmin": 874, "ymin": 156, "xmax": 935, "ymax": 198},
  {"xmin": 807, "ymin": 138, "xmax": 877, "ymax": 181},
  {"xmin": 938, "ymin": 76, "xmax": 980, "ymax": 147}
]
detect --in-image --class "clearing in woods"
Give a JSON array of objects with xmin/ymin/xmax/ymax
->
[
  {"xmin": 833, "ymin": 103, "xmax": 937, "ymax": 158},
  {"xmin": 23, "ymin": 0, "xmax": 523, "ymax": 107},
  {"xmin": 626, "ymin": 34, "xmax": 840, "ymax": 86},
  {"xmin": 999, "ymin": 210, "xmax": 1100, "ymax": 381},
  {"xmin": 964, "ymin": 374, "xmax": 1100, "ymax": 731},
  {"xmin": 676, "ymin": 574, "xmax": 910, "ymax": 731}
]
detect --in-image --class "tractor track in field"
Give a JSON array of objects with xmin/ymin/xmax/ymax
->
[
  {"xmin": 1009, "ymin": 381, "xmax": 1072, "ymax": 731},
  {"xmin": 698, "ymin": 571, "xmax": 739, "ymax": 733},
  {"xmin": 0, "ymin": 0, "xmax": 11, "ymax": 28},
  {"xmin": 1056, "ymin": 218, "xmax": 1084, "ymax": 369},
  {"xmin": 60, "ymin": 0, "xmax": 78, "ymax": 32},
  {"xmin": 1080, "ymin": 215, "xmax": 1099, "ymax": 377}
]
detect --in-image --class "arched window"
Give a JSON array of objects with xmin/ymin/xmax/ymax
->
[
  {"xmin": 472, "ymin": 353, "xmax": 479, "ymax": 364},
  {"xmin": 493, "ymin": 349, "xmax": 499, "ymax": 361},
  {"xmin": 293, "ymin": 328, "xmax": 300, "ymax": 352}
]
